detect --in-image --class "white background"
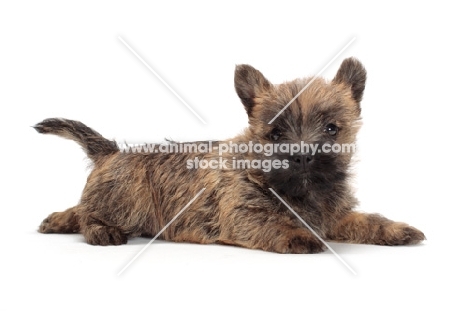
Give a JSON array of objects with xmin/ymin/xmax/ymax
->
[{"xmin": 1, "ymin": 1, "xmax": 466, "ymax": 310}]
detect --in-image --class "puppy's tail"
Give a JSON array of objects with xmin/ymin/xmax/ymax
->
[{"xmin": 33, "ymin": 118, "xmax": 119, "ymax": 163}]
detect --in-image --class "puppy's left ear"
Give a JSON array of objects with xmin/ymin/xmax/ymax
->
[
  {"xmin": 333, "ymin": 57, "xmax": 367, "ymax": 104},
  {"xmin": 235, "ymin": 64, "xmax": 272, "ymax": 117}
]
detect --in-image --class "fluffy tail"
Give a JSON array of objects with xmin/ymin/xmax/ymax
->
[{"xmin": 33, "ymin": 118, "xmax": 119, "ymax": 162}]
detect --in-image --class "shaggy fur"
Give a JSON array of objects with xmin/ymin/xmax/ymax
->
[{"xmin": 35, "ymin": 58, "xmax": 425, "ymax": 253}]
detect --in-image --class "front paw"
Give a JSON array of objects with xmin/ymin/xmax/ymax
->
[
  {"xmin": 84, "ymin": 226, "xmax": 128, "ymax": 246},
  {"xmin": 38, "ymin": 214, "xmax": 53, "ymax": 233},
  {"xmin": 274, "ymin": 229, "xmax": 325, "ymax": 254},
  {"xmin": 288, "ymin": 235, "xmax": 325, "ymax": 253},
  {"xmin": 381, "ymin": 223, "xmax": 426, "ymax": 246}
]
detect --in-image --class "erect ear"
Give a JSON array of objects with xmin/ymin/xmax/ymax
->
[
  {"xmin": 333, "ymin": 57, "xmax": 367, "ymax": 104},
  {"xmin": 234, "ymin": 64, "xmax": 272, "ymax": 117}
]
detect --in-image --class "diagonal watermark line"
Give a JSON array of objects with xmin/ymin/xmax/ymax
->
[
  {"xmin": 269, "ymin": 188, "xmax": 357, "ymax": 275},
  {"xmin": 118, "ymin": 187, "xmax": 206, "ymax": 276},
  {"xmin": 118, "ymin": 36, "xmax": 207, "ymax": 125},
  {"xmin": 268, "ymin": 37, "xmax": 356, "ymax": 124}
]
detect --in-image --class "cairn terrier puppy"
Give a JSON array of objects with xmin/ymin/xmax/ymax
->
[{"xmin": 35, "ymin": 58, "xmax": 425, "ymax": 253}]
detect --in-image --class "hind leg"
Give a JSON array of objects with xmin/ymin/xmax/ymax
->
[
  {"xmin": 39, "ymin": 206, "xmax": 80, "ymax": 233},
  {"xmin": 80, "ymin": 213, "xmax": 128, "ymax": 246}
]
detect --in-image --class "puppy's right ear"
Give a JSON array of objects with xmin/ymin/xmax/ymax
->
[{"xmin": 235, "ymin": 64, "xmax": 272, "ymax": 117}]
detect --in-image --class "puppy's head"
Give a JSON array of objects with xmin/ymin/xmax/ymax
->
[{"xmin": 235, "ymin": 58, "xmax": 366, "ymax": 198}]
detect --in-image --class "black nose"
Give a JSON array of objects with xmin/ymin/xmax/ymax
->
[{"xmin": 291, "ymin": 153, "xmax": 313, "ymax": 170}]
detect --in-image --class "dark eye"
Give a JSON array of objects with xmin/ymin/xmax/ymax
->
[
  {"xmin": 325, "ymin": 123, "xmax": 338, "ymax": 136},
  {"xmin": 269, "ymin": 128, "xmax": 282, "ymax": 141}
]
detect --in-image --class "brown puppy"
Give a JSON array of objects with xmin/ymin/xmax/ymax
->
[{"xmin": 35, "ymin": 58, "xmax": 425, "ymax": 253}]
